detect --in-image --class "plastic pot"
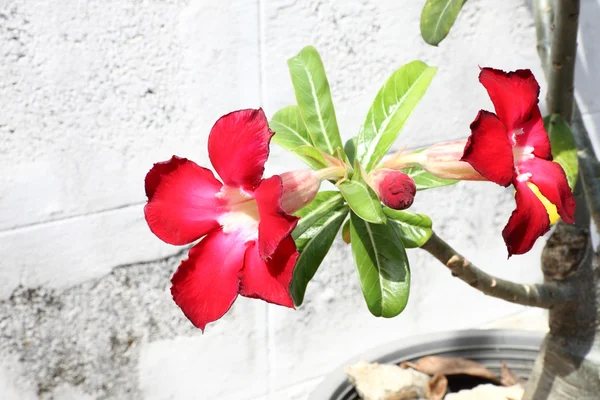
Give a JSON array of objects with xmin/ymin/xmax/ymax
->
[{"xmin": 308, "ymin": 329, "xmax": 545, "ymax": 400}]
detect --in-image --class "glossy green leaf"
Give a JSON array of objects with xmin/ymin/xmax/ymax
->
[
  {"xmin": 345, "ymin": 137, "xmax": 357, "ymax": 165},
  {"xmin": 356, "ymin": 61, "xmax": 437, "ymax": 171},
  {"xmin": 293, "ymin": 192, "xmax": 345, "ymax": 240},
  {"xmin": 270, "ymin": 106, "xmax": 313, "ymax": 150},
  {"xmin": 420, "ymin": 0, "xmax": 467, "ymax": 46},
  {"xmin": 544, "ymin": 114, "xmax": 578, "ymax": 190},
  {"xmin": 287, "ymin": 46, "xmax": 344, "ymax": 156},
  {"xmin": 291, "ymin": 207, "xmax": 348, "ymax": 306},
  {"xmin": 350, "ymin": 212, "xmax": 411, "ymax": 318},
  {"xmin": 338, "ymin": 163, "xmax": 386, "ymax": 224},
  {"xmin": 338, "ymin": 180, "xmax": 385, "ymax": 224},
  {"xmin": 404, "ymin": 165, "xmax": 458, "ymax": 190},
  {"xmin": 383, "ymin": 208, "xmax": 433, "ymax": 248},
  {"xmin": 291, "ymin": 145, "xmax": 329, "ymax": 170}
]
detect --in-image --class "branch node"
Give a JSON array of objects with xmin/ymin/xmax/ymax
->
[
  {"xmin": 421, "ymin": 232, "xmax": 570, "ymax": 309},
  {"xmin": 447, "ymin": 255, "xmax": 462, "ymax": 269}
]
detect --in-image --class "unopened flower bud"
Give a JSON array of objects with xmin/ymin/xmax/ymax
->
[
  {"xmin": 279, "ymin": 170, "xmax": 321, "ymax": 214},
  {"xmin": 369, "ymin": 169, "xmax": 416, "ymax": 210},
  {"xmin": 384, "ymin": 140, "xmax": 486, "ymax": 181}
]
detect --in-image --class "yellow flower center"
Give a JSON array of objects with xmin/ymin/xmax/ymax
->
[{"xmin": 216, "ymin": 186, "xmax": 260, "ymax": 240}]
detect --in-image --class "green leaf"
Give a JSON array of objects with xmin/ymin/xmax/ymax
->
[
  {"xmin": 287, "ymin": 46, "xmax": 344, "ymax": 156},
  {"xmin": 383, "ymin": 208, "xmax": 433, "ymax": 248},
  {"xmin": 350, "ymin": 212, "xmax": 411, "ymax": 318},
  {"xmin": 270, "ymin": 106, "xmax": 313, "ymax": 150},
  {"xmin": 345, "ymin": 137, "xmax": 357, "ymax": 165},
  {"xmin": 338, "ymin": 181, "xmax": 385, "ymax": 224},
  {"xmin": 293, "ymin": 192, "xmax": 345, "ymax": 240},
  {"xmin": 356, "ymin": 61, "xmax": 437, "ymax": 171},
  {"xmin": 404, "ymin": 165, "xmax": 458, "ymax": 190},
  {"xmin": 338, "ymin": 162, "xmax": 386, "ymax": 224},
  {"xmin": 291, "ymin": 145, "xmax": 329, "ymax": 170},
  {"xmin": 544, "ymin": 114, "xmax": 578, "ymax": 190},
  {"xmin": 291, "ymin": 207, "xmax": 348, "ymax": 306},
  {"xmin": 420, "ymin": 0, "xmax": 467, "ymax": 46}
]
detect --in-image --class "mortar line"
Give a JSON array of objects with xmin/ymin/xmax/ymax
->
[{"xmin": 0, "ymin": 201, "xmax": 145, "ymax": 235}]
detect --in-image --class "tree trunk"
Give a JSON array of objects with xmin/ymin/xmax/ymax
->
[{"xmin": 523, "ymin": 223, "xmax": 600, "ymax": 399}]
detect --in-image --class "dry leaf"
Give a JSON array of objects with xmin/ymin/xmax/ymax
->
[
  {"xmin": 500, "ymin": 361, "xmax": 525, "ymax": 387},
  {"xmin": 425, "ymin": 374, "xmax": 447, "ymax": 400},
  {"xmin": 345, "ymin": 360, "xmax": 430, "ymax": 400},
  {"xmin": 444, "ymin": 383, "xmax": 524, "ymax": 400},
  {"xmin": 400, "ymin": 356, "xmax": 499, "ymax": 383}
]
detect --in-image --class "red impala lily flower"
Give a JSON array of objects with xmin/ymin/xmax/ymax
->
[
  {"xmin": 462, "ymin": 68, "xmax": 576, "ymax": 256},
  {"xmin": 144, "ymin": 109, "xmax": 308, "ymax": 331}
]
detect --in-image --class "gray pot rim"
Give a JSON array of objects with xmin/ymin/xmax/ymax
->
[{"xmin": 307, "ymin": 328, "xmax": 546, "ymax": 400}]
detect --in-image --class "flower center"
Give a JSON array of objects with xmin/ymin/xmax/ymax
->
[
  {"xmin": 512, "ymin": 145, "xmax": 534, "ymax": 166},
  {"xmin": 216, "ymin": 186, "xmax": 260, "ymax": 241},
  {"xmin": 511, "ymin": 127, "xmax": 525, "ymax": 142},
  {"xmin": 515, "ymin": 171, "xmax": 532, "ymax": 182}
]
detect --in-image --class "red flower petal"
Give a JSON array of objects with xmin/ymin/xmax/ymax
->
[
  {"xmin": 462, "ymin": 110, "xmax": 514, "ymax": 186},
  {"xmin": 254, "ymin": 176, "xmax": 299, "ymax": 260},
  {"xmin": 145, "ymin": 155, "xmax": 188, "ymax": 199},
  {"xmin": 170, "ymin": 229, "xmax": 248, "ymax": 331},
  {"xmin": 514, "ymin": 107, "xmax": 552, "ymax": 160},
  {"xmin": 208, "ymin": 109, "xmax": 273, "ymax": 191},
  {"xmin": 479, "ymin": 68, "xmax": 540, "ymax": 131},
  {"xmin": 144, "ymin": 157, "xmax": 223, "ymax": 245},
  {"xmin": 521, "ymin": 158, "xmax": 576, "ymax": 223},
  {"xmin": 502, "ymin": 181, "xmax": 551, "ymax": 257},
  {"xmin": 239, "ymin": 238, "xmax": 297, "ymax": 308}
]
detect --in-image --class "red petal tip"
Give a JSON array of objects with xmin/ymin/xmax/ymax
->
[
  {"xmin": 145, "ymin": 156, "xmax": 188, "ymax": 199},
  {"xmin": 502, "ymin": 182, "xmax": 551, "ymax": 256},
  {"xmin": 208, "ymin": 108, "xmax": 274, "ymax": 190},
  {"xmin": 478, "ymin": 68, "xmax": 541, "ymax": 130},
  {"xmin": 463, "ymin": 110, "xmax": 514, "ymax": 187},
  {"xmin": 170, "ymin": 230, "xmax": 246, "ymax": 330},
  {"xmin": 239, "ymin": 238, "xmax": 298, "ymax": 308},
  {"xmin": 144, "ymin": 158, "xmax": 223, "ymax": 245}
]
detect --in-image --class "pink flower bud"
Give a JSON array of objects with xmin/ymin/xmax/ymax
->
[
  {"xmin": 279, "ymin": 170, "xmax": 321, "ymax": 214},
  {"xmin": 385, "ymin": 140, "xmax": 486, "ymax": 181},
  {"xmin": 369, "ymin": 169, "xmax": 416, "ymax": 210}
]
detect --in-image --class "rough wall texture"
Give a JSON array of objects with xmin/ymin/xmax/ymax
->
[{"xmin": 1, "ymin": 0, "xmax": 599, "ymax": 399}]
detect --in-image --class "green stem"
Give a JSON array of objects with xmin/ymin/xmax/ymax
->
[
  {"xmin": 534, "ymin": 0, "xmax": 553, "ymax": 72},
  {"xmin": 315, "ymin": 166, "xmax": 346, "ymax": 181},
  {"xmin": 546, "ymin": 0, "xmax": 580, "ymax": 124}
]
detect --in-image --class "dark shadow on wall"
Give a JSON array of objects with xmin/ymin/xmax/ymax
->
[
  {"xmin": 574, "ymin": 0, "xmax": 600, "ymax": 155},
  {"xmin": 575, "ymin": 0, "xmax": 600, "ymax": 119}
]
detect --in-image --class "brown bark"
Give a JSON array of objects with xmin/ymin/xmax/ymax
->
[
  {"xmin": 522, "ymin": 1, "xmax": 600, "ymax": 398},
  {"xmin": 523, "ymin": 224, "xmax": 600, "ymax": 399},
  {"xmin": 421, "ymin": 233, "xmax": 574, "ymax": 308}
]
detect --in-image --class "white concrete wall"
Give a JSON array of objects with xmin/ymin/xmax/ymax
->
[{"xmin": 1, "ymin": 0, "xmax": 599, "ymax": 398}]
